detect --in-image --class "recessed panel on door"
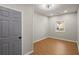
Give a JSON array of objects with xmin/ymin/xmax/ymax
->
[{"xmin": 0, "ymin": 6, "xmax": 21, "ymax": 55}]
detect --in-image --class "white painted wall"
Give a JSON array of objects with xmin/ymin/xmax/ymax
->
[
  {"xmin": 49, "ymin": 13, "xmax": 77, "ymax": 42},
  {"xmin": 0, "ymin": 4, "xmax": 33, "ymax": 55},
  {"xmin": 77, "ymin": 8, "xmax": 79, "ymax": 51},
  {"xmin": 33, "ymin": 13, "xmax": 48, "ymax": 42},
  {"xmin": 0, "ymin": 4, "xmax": 78, "ymax": 54}
]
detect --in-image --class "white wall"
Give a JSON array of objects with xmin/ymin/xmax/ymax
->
[
  {"xmin": 49, "ymin": 13, "xmax": 77, "ymax": 41},
  {"xmin": 0, "ymin": 4, "xmax": 78, "ymax": 54},
  {"xmin": 77, "ymin": 9, "xmax": 79, "ymax": 51},
  {"xmin": 33, "ymin": 13, "xmax": 48, "ymax": 42},
  {"xmin": 0, "ymin": 4, "xmax": 33, "ymax": 55}
]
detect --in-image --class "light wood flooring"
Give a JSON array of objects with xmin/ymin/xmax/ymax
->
[{"xmin": 33, "ymin": 38, "xmax": 79, "ymax": 55}]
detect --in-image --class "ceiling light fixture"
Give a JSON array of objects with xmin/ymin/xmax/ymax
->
[
  {"xmin": 40, "ymin": 4, "xmax": 55, "ymax": 10},
  {"xmin": 46, "ymin": 4, "xmax": 54, "ymax": 9}
]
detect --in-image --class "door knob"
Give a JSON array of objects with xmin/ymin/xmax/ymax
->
[{"xmin": 18, "ymin": 36, "xmax": 22, "ymax": 39}]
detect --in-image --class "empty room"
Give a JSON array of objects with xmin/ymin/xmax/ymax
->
[
  {"xmin": 0, "ymin": 0, "xmax": 79, "ymax": 59},
  {"xmin": 33, "ymin": 4, "xmax": 79, "ymax": 55},
  {"xmin": 0, "ymin": 4, "xmax": 79, "ymax": 55}
]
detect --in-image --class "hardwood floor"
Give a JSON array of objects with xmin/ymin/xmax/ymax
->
[{"xmin": 33, "ymin": 38, "xmax": 79, "ymax": 55}]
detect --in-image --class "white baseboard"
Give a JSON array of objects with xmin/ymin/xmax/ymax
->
[
  {"xmin": 78, "ymin": 46, "xmax": 79, "ymax": 52},
  {"xmin": 33, "ymin": 37, "xmax": 48, "ymax": 43},
  {"xmin": 48, "ymin": 36, "xmax": 77, "ymax": 43},
  {"xmin": 25, "ymin": 50, "xmax": 33, "ymax": 55},
  {"xmin": 33, "ymin": 36, "xmax": 77, "ymax": 43},
  {"xmin": 77, "ymin": 42, "xmax": 79, "ymax": 52}
]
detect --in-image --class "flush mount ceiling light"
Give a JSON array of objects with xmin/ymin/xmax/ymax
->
[
  {"xmin": 40, "ymin": 4, "xmax": 55, "ymax": 10},
  {"xmin": 46, "ymin": 4, "xmax": 54, "ymax": 9}
]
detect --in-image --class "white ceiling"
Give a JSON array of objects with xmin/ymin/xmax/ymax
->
[{"xmin": 34, "ymin": 4, "xmax": 79, "ymax": 17}]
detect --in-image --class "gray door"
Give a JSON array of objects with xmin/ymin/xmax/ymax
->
[{"xmin": 0, "ymin": 6, "xmax": 22, "ymax": 55}]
